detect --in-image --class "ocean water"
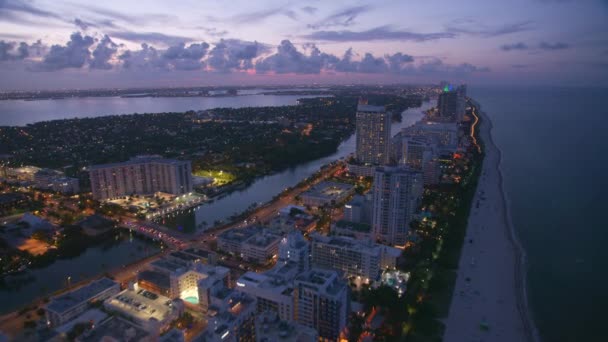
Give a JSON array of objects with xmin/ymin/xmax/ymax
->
[{"xmin": 469, "ymin": 86, "xmax": 607, "ymax": 342}]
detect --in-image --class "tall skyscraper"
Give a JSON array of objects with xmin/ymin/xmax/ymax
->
[
  {"xmin": 372, "ymin": 166, "xmax": 423, "ymax": 246},
  {"xmin": 89, "ymin": 155, "xmax": 192, "ymax": 200},
  {"xmin": 437, "ymin": 90, "xmax": 459, "ymax": 121},
  {"xmin": 456, "ymin": 84, "xmax": 467, "ymax": 122},
  {"xmin": 355, "ymin": 102, "xmax": 391, "ymax": 165}
]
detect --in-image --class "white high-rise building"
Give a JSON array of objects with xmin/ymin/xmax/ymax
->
[
  {"xmin": 89, "ymin": 155, "xmax": 192, "ymax": 200},
  {"xmin": 277, "ymin": 231, "xmax": 310, "ymax": 273},
  {"xmin": 355, "ymin": 103, "xmax": 391, "ymax": 165},
  {"xmin": 372, "ymin": 166, "xmax": 423, "ymax": 246}
]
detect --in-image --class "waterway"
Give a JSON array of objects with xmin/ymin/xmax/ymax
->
[
  {"xmin": 161, "ymin": 101, "xmax": 434, "ymax": 232},
  {"xmin": 0, "ymin": 233, "xmax": 160, "ymax": 314},
  {"xmin": 0, "ymin": 93, "xmax": 328, "ymax": 126}
]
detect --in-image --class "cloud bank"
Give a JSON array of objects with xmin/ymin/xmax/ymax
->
[{"xmin": 1, "ymin": 32, "xmax": 490, "ymax": 78}]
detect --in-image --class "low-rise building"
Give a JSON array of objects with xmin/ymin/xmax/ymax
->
[
  {"xmin": 299, "ymin": 181, "xmax": 355, "ymax": 208},
  {"xmin": 103, "ymin": 285, "xmax": 184, "ymax": 334},
  {"xmin": 277, "ymin": 231, "xmax": 310, "ymax": 273},
  {"xmin": 255, "ymin": 311, "xmax": 318, "ymax": 342},
  {"xmin": 217, "ymin": 226, "xmax": 261, "ymax": 256},
  {"xmin": 197, "ymin": 291, "xmax": 257, "ymax": 342},
  {"xmin": 330, "ymin": 220, "xmax": 373, "ymax": 240},
  {"xmin": 311, "ymin": 233, "xmax": 401, "ymax": 281},
  {"xmin": 218, "ymin": 226, "xmax": 280, "ymax": 263},
  {"xmin": 76, "ymin": 316, "xmax": 153, "ymax": 342},
  {"xmin": 236, "ymin": 270, "xmax": 296, "ymax": 322},
  {"xmin": 138, "ymin": 256, "xmax": 229, "ymax": 302},
  {"xmin": 46, "ymin": 277, "xmax": 120, "ymax": 327},
  {"xmin": 343, "ymin": 194, "xmax": 372, "ymax": 224},
  {"xmin": 242, "ymin": 232, "xmax": 281, "ymax": 264}
]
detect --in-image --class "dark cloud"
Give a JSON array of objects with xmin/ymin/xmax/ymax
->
[
  {"xmin": 501, "ymin": 42, "xmax": 529, "ymax": 51},
  {"xmin": 511, "ymin": 64, "xmax": 529, "ymax": 68},
  {"xmin": 162, "ymin": 42, "xmax": 209, "ymax": 70},
  {"xmin": 109, "ymin": 31, "xmax": 192, "ymax": 46},
  {"xmin": 208, "ymin": 39, "xmax": 269, "ymax": 73},
  {"xmin": 119, "ymin": 44, "xmax": 162, "ymax": 70},
  {"xmin": 301, "ymin": 6, "xmax": 318, "ymax": 14},
  {"xmin": 0, "ymin": 0, "xmax": 60, "ymax": 19},
  {"xmin": 386, "ymin": 53, "xmax": 414, "ymax": 73},
  {"xmin": 197, "ymin": 27, "xmax": 229, "ymax": 37},
  {"xmin": 539, "ymin": 41, "xmax": 569, "ymax": 50},
  {"xmin": 230, "ymin": 6, "xmax": 298, "ymax": 23},
  {"xmin": 302, "ymin": 26, "xmax": 455, "ymax": 42},
  {"xmin": 74, "ymin": 18, "xmax": 92, "ymax": 30},
  {"xmin": 120, "ymin": 42, "xmax": 210, "ymax": 71},
  {"xmin": 253, "ymin": 41, "xmax": 486, "ymax": 77},
  {"xmin": 31, "ymin": 32, "xmax": 94, "ymax": 71},
  {"xmin": 358, "ymin": 53, "xmax": 388, "ymax": 73},
  {"xmin": 307, "ymin": 5, "xmax": 370, "ymax": 29},
  {"xmin": 414, "ymin": 58, "xmax": 490, "ymax": 75},
  {"xmin": 89, "ymin": 35, "xmax": 118, "ymax": 70},
  {"xmin": 446, "ymin": 19, "xmax": 534, "ymax": 37},
  {"xmin": 0, "ymin": 40, "xmax": 31, "ymax": 61},
  {"xmin": 255, "ymin": 40, "xmax": 339, "ymax": 74}
]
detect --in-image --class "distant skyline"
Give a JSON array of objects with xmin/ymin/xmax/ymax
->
[{"xmin": 1, "ymin": 0, "xmax": 607, "ymax": 90}]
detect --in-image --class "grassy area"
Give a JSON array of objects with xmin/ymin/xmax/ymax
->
[{"xmin": 193, "ymin": 169, "xmax": 237, "ymax": 186}]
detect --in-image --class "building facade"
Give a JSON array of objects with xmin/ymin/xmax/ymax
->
[
  {"xmin": 372, "ymin": 167, "xmax": 423, "ymax": 246},
  {"xmin": 45, "ymin": 278, "xmax": 120, "ymax": 327},
  {"xmin": 310, "ymin": 233, "xmax": 381, "ymax": 281},
  {"xmin": 89, "ymin": 155, "xmax": 192, "ymax": 200},
  {"xmin": 355, "ymin": 104, "xmax": 391, "ymax": 165},
  {"xmin": 293, "ymin": 269, "xmax": 349, "ymax": 341}
]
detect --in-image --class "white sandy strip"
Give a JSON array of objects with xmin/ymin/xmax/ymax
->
[{"xmin": 444, "ymin": 107, "xmax": 540, "ymax": 342}]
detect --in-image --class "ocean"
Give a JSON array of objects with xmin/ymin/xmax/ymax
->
[{"xmin": 469, "ymin": 86, "xmax": 607, "ymax": 342}]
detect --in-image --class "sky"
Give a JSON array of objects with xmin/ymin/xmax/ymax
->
[{"xmin": 0, "ymin": 0, "xmax": 607, "ymax": 90}]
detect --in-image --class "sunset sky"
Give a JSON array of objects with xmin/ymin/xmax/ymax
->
[{"xmin": 1, "ymin": 0, "xmax": 607, "ymax": 90}]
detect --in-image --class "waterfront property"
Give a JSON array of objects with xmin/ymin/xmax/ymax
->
[
  {"xmin": 89, "ymin": 155, "xmax": 192, "ymax": 200},
  {"xmin": 45, "ymin": 277, "xmax": 120, "ymax": 327},
  {"xmin": 299, "ymin": 181, "xmax": 355, "ymax": 208}
]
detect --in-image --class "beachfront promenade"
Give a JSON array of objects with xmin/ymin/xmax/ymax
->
[{"xmin": 444, "ymin": 105, "xmax": 539, "ymax": 342}]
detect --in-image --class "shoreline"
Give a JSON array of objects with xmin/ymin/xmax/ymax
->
[
  {"xmin": 481, "ymin": 108, "xmax": 540, "ymax": 342},
  {"xmin": 444, "ymin": 101, "xmax": 540, "ymax": 342}
]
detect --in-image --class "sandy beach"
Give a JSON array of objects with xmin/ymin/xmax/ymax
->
[{"xmin": 444, "ymin": 104, "xmax": 540, "ymax": 342}]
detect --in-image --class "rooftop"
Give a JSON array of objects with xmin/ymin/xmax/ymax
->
[
  {"xmin": 357, "ymin": 104, "xmax": 386, "ymax": 113},
  {"xmin": 47, "ymin": 277, "xmax": 118, "ymax": 314},
  {"xmin": 256, "ymin": 311, "xmax": 318, "ymax": 342},
  {"xmin": 138, "ymin": 269, "xmax": 171, "ymax": 289},
  {"xmin": 301, "ymin": 181, "xmax": 354, "ymax": 200},
  {"xmin": 218, "ymin": 225, "xmax": 261, "ymax": 244},
  {"xmin": 295, "ymin": 269, "xmax": 346, "ymax": 297},
  {"xmin": 89, "ymin": 156, "xmax": 188, "ymax": 170},
  {"xmin": 104, "ymin": 287, "xmax": 180, "ymax": 323},
  {"xmin": 77, "ymin": 316, "xmax": 150, "ymax": 342}
]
